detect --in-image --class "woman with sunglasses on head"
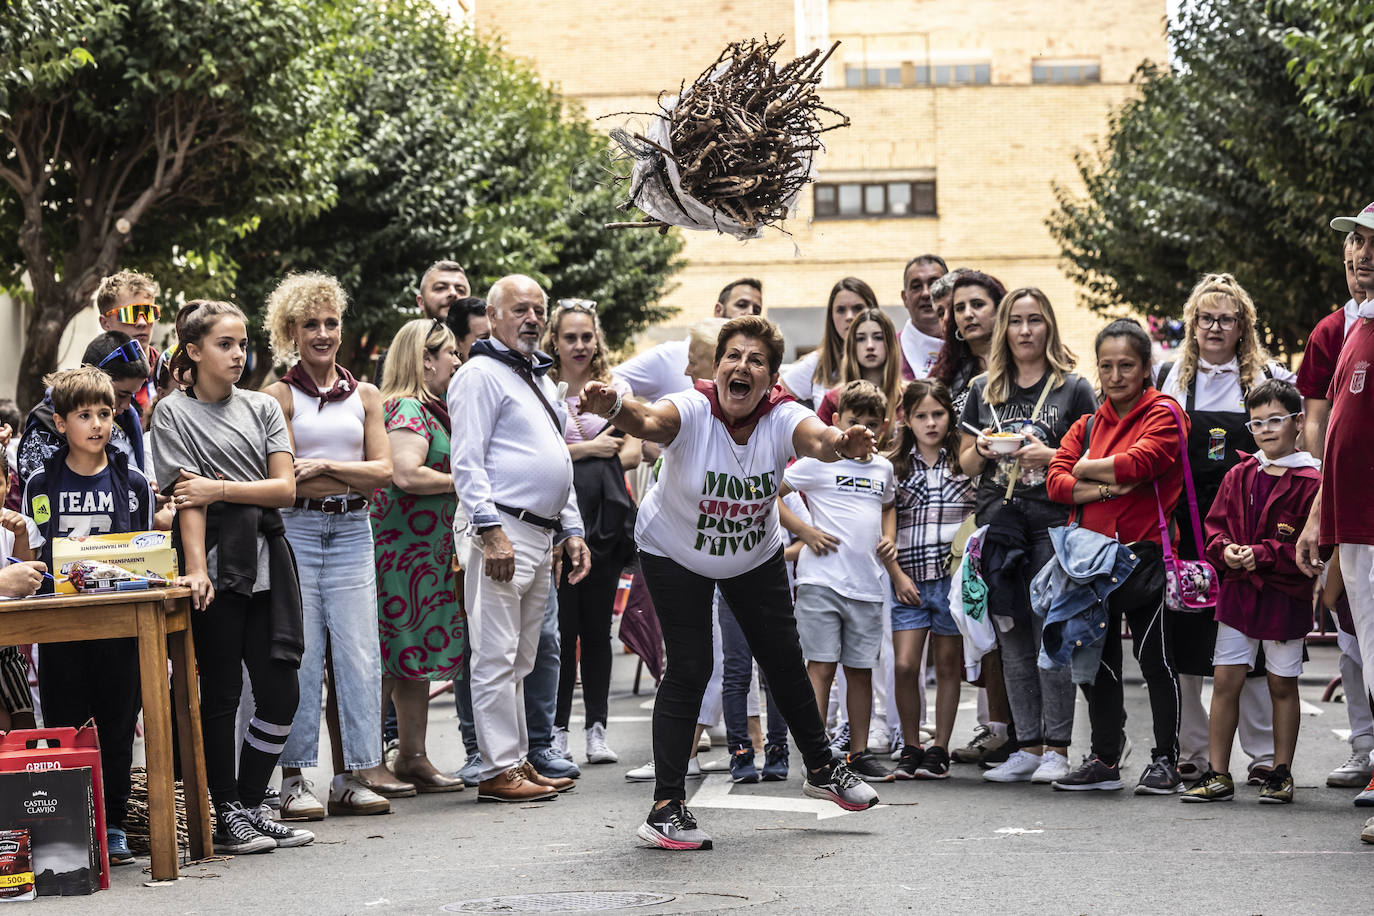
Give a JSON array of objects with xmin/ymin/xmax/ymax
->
[
  {"xmin": 780, "ymin": 278, "xmax": 877, "ymax": 407},
  {"xmin": 370, "ymin": 318, "xmax": 465, "ymax": 792},
  {"xmin": 17, "ymin": 331, "xmax": 150, "ymax": 484},
  {"xmin": 1155, "ymin": 274, "xmax": 1296, "ymax": 787},
  {"xmin": 544, "ymin": 299, "xmax": 641, "ymax": 765},
  {"xmin": 95, "ymin": 270, "xmax": 163, "ymax": 414},
  {"xmin": 261, "ymin": 274, "xmax": 414, "ymax": 820}
]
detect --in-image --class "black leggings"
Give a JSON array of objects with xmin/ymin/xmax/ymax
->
[
  {"xmin": 193, "ymin": 590, "xmax": 300, "ymax": 809},
  {"xmin": 639, "ymin": 549, "xmax": 831, "ymax": 802},
  {"xmin": 38, "ymin": 639, "xmax": 141, "ymax": 830},
  {"xmin": 1081, "ymin": 550, "xmax": 1180, "ymax": 766},
  {"xmin": 555, "ymin": 558, "xmax": 623, "ymax": 730}
]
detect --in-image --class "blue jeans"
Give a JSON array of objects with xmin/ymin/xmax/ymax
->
[
  {"xmin": 279, "ymin": 507, "xmax": 382, "ymax": 770},
  {"xmin": 718, "ymin": 591, "xmax": 786, "ymax": 749},
  {"xmin": 458, "ymin": 572, "xmax": 560, "ymax": 753}
]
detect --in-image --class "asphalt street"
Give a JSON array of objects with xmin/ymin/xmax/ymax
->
[{"xmin": 63, "ymin": 642, "xmax": 1370, "ymax": 914}]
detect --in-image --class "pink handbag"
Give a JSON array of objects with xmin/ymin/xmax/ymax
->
[{"xmin": 1152, "ymin": 400, "xmax": 1219, "ymax": 613}]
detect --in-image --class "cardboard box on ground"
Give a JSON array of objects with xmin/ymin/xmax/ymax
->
[{"xmin": 0, "ymin": 767, "xmax": 99, "ymax": 896}]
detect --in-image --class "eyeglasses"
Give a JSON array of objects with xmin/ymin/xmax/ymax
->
[
  {"xmin": 1243, "ymin": 411, "xmax": 1300, "ymax": 434},
  {"xmin": 555, "ymin": 298, "xmax": 597, "ymax": 313},
  {"xmin": 1195, "ymin": 313, "xmax": 1238, "ymax": 331},
  {"xmin": 97, "ymin": 338, "xmax": 146, "ymax": 369},
  {"xmin": 104, "ymin": 301, "xmax": 161, "ymax": 324}
]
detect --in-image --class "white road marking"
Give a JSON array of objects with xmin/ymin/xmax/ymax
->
[
  {"xmin": 1334, "ymin": 728, "xmax": 1352, "ymax": 741},
  {"xmin": 995, "ymin": 827, "xmax": 1044, "ymax": 835},
  {"xmin": 1300, "ymin": 699, "xmax": 1324, "ymax": 717},
  {"xmin": 567, "ymin": 715, "xmax": 654, "ymax": 723},
  {"xmin": 686, "ymin": 773, "xmax": 881, "ymax": 820}
]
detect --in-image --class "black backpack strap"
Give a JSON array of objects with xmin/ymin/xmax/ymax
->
[{"xmin": 1155, "ymin": 360, "xmax": 1175, "ymax": 391}]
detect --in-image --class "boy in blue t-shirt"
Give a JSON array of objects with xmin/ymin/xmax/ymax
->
[{"xmin": 22, "ymin": 367, "xmax": 155, "ymax": 868}]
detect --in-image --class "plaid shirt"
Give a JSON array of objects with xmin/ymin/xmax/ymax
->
[{"xmin": 894, "ymin": 447, "xmax": 975, "ymax": 583}]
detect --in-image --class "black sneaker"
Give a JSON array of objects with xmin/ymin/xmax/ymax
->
[
  {"xmin": 729, "ymin": 746, "xmax": 760, "ymax": 784},
  {"xmin": 244, "ymin": 803, "xmax": 316, "ymax": 848},
  {"xmin": 953, "ymin": 725, "xmax": 1005, "ymax": 765},
  {"xmin": 213, "ymin": 802, "xmax": 277, "ymax": 855},
  {"xmin": 846, "ymin": 750, "xmax": 894, "ymax": 782},
  {"xmin": 803, "ymin": 759, "xmax": 880, "ymax": 811},
  {"xmin": 262, "ymin": 784, "xmax": 282, "ymax": 811},
  {"xmin": 637, "ymin": 801, "xmax": 712, "ymax": 851},
  {"xmin": 762, "ymin": 743, "xmax": 789, "ymax": 782},
  {"xmin": 1134, "ymin": 755, "xmax": 1184, "ymax": 795},
  {"xmin": 914, "ymin": 745, "xmax": 950, "ymax": 780},
  {"xmin": 1052, "ymin": 755, "xmax": 1124, "ymax": 792},
  {"xmin": 893, "ymin": 745, "xmax": 925, "ymax": 780}
]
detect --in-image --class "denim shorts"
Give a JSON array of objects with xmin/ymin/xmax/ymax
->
[{"xmin": 891, "ymin": 575, "xmax": 958, "ymax": 637}]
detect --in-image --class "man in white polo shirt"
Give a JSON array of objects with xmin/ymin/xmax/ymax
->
[
  {"xmin": 898, "ymin": 254, "xmax": 948, "ymax": 381},
  {"xmin": 450, "ymin": 274, "xmax": 591, "ymax": 802}
]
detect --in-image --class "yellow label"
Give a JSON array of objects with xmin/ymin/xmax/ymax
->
[
  {"xmin": 30, "ymin": 494, "xmax": 49, "ymax": 525},
  {"xmin": 0, "ymin": 872, "xmax": 33, "ymax": 888}
]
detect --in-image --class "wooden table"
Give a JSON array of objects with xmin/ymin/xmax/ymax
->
[{"xmin": 0, "ymin": 587, "xmax": 211, "ymax": 881}]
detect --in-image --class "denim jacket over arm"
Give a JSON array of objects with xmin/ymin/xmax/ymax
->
[{"xmin": 1033, "ymin": 525, "xmax": 1141, "ymax": 684}]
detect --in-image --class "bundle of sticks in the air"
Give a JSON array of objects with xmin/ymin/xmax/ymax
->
[{"xmin": 608, "ymin": 37, "xmax": 849, "ymax": 237}]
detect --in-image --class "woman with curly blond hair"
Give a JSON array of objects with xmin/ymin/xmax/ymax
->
[
  {"xmin": 1156, "ymin": 272, "xmax": 1296, "ymax": 786},
  {"xmin": 261, "ymin": 273, "xmax": 414, "ymax": 818}
]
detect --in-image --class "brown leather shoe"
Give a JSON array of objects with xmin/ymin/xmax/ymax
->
[
  {"xmin": 521, "ymin": 761, "xmax": 575, "ymax": 793},
  {"xmin": 394, "ymin": 757, "xmax": 465, "ymax": 793},
  {"xmin": 357, "ymin": 772, "xmax": 417, "ymax": 799},
  {"xmin": 477, "ymin": 767, "xmax": 559, "ymax": 803}
]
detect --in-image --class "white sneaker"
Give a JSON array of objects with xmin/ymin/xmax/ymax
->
[
  {"xmin": 1031, "ymin": 750, "xmax": 1072, "ymax": 784},
  {"xmin": 328, "ymin": 773, "xmax": 390, "ymax": 816},
  {"xmin": 983, "ymin": 749, "xmax": 1043, "ymax": 783},
  {"xmin": 698, "ymin": 755, "xmax": 730, "ymax": 773},
  {"xmin": 279, "ymin": 775, "xmax": 325, "ymax": 821},
  {"xmin": 552, "ymin": 726, "xmax": 572, "ymax": 761},
  {"xmin": 1328, "ymin": 746, "xmax": 1374, "ymax": 788},
  {"xmin": 586, "ymin": 722, "xmax": 619, "ymax": 764},
  {"xmin": 867, "ymin": 722, "xmax": 891, "ymax": 754},
  {"xmin": 624, "ymin": 757, "xmax": 701, "ymax": 782}
]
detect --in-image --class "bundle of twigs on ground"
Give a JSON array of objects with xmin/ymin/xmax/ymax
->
[
  {"xmin": 607, "ymin": 37, "xmax": 849, "ymax": 238},
  {"xmin": 125, "ymin": 767, "xmax": 192, "ymax": 855}
]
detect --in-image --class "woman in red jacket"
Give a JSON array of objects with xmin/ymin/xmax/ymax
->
[{"xmin": 1046, "ymin": 319, "xmax": 1189, "ymax": 794}]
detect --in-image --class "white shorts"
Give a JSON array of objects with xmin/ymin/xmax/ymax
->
[{"xmin": 1213, "ymin": 622, "xmax": 1304, "ymax": 678}]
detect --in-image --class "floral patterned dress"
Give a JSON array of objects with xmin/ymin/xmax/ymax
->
[{"xmin": 371, "ymin": 397, "xmax": 463, "ymax": 680}]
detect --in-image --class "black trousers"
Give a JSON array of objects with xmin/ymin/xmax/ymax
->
[
  {"xmin": 193, "ymin": 590, "xmax": 300, "ymax": 808},
  {"xmin": 38, "ymin": 638, "xmax": 141, "ymax": 830},
  {"xmin": 555, "ymin": 557, "xmax": 623, "ymax": 730},
  {"xmin": 1081, "ymin": 547, "xmax": 1180, "ymax": 766},
  {"xmin": 639, "ymin": 549, "xmax": 831, "ymax": 802}
]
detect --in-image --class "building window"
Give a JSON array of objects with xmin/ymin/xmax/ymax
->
[
  {"xmin": 914, "ymin": 63, "xmax": 990, "ymax": 86},
  {"xmin": 844, "ymin": 64, "xmax": 904, "ymax": 88},
  {"xmin": 813, "ymin": 180, "xmax": 937, "ymax": 219},
  {"xmin": 1032, "ymin": 61, "xmax": 1101, "ymax": 84}
]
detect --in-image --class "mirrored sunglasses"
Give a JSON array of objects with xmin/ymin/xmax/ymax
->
[{"xmin": 104, "ymin": 301, "xmax": 161, "ymax": 324}]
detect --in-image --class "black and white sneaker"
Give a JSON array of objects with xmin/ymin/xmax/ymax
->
[
  {"xmin": 892, "ymin": 745, "xmax": 925, "ymax": 780},
  {"xmin": 828, "ymin": 722, "xmax": 851, "ymax": 755},
  {"xmin": 245, "ymin": 803, "xmax": 316, "ymax": 848},
  {"xmin": 803, "ymin": 759, "xmax": 880, "ymax": 811},
  {"xmin": 1135, "ymin": 755, "xmax": 1184, "ymax": 795},
  {"xmin": 1052, "ymin": 755, "xmax": 1124, "ymax": 792},
  {"xmin": 636, "ymin": 801, "xmax": 712, "ymax": 851},
  {"xmin": 846, "ymin": 750, "xmax": 894, "ymax": 783},
  {"xmin": 213, "ymin": 802, "xmax": 277, "ymax": 855},
  {"xmin": 914, "ymin": 745, "xmax": 951, "ymax": 780}
]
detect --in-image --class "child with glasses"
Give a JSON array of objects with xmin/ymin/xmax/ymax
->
[
  {"xmin": 95, "ymin": 270, "xmax": 163, "ymax": 413},
  {"xmin": 1183, "ymin": 380, "xmax": 1321, "ymax": 804}
]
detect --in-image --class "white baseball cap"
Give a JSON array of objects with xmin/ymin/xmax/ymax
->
[{"xmin": 1331, "ymin": 200, "xmax": 1374, "ymax": 232}]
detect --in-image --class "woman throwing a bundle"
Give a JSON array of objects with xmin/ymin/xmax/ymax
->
[{"xmin": 579, "ymin": 316, "xmax": 882, "ymax": 851}]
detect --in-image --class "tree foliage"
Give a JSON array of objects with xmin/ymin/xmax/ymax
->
[
  {"xmin": 1273, "ymin": 0, "xmax": 1374, "ymax": 144},
  {"xmin": 0, "ymin": 0, "xmax": 352, "ymax": 407},
  {"xmin": 1047, "ymin": 0, "xmax": 1374, "ymax": 356},
  {"xmin": 226, "ymin": 0, "xmax": 682, "ymax": 370}
]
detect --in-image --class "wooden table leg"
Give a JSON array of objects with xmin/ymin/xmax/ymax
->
[
  {"xmin": 168, "ymin": 610, "xmax": 212, "ymax": 861},
  {"xmin": 136, "ymin": 600, "xmax": 176, "ymax": 881}
]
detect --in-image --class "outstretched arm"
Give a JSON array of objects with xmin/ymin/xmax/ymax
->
[{"xmin": 579, "ymin": 380, "xmax": 683, "ymax": 445}]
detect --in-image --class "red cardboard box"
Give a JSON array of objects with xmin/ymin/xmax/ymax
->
[{"xmin": 0, "ymin": 726, "xmax": 109, "ymax": 890}]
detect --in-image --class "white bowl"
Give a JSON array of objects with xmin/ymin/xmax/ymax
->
[{"xmin": 986, "ymin": 433, "xmax": 1025, "ymax": 455}]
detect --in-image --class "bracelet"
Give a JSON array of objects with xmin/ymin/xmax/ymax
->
[
  {"xmin": 830, "ymin": 427, "xmax": 847, "ymax": 461},
  {"xmin": 603, "ymin": 391, "xmax": 624, "ymax": 421},
  {"xmin": 1098, "ymin": 483, "xmax": 1112, "ymax": 501}
]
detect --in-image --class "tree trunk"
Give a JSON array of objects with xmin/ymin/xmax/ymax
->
[{"xmin": 16, "ymin": 283, "xmax": 91, "ymax": 412}]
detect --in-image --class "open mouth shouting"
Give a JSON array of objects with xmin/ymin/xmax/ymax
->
[{"xmin": 726, "ymin": 377, "xmax": 753, "ymax": 400}]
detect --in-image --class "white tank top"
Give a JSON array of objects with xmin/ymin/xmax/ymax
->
[{"xmin": 289, "ymin": 384, "xmax": 366, "ymax": 472}]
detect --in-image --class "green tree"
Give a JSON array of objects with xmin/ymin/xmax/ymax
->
[
  {"xmin": 1047, "ymin": 0, "xmax": 1374, "ymax": 356},
  {"xmin": 228, "ymin": 0, "xmax": 681, "ymax": 373},
  {"xmin": 0, "ymin": 0, "xmax": 352, "ymax": 407},
  {"xmin": 1274, "ymin": 0, "xmax": 1374, "ymax": 145}
]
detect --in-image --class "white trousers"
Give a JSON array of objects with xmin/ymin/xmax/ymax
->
[
  {"xmin": 1178, "ymin": 673, "xmax": 1275, "ymax": 770},
  {"xmin": 466, "ymin": 521, "xmax": 554, "ymax": 781},
  {"xmin": 1339, "ymin": 544, "xmax": 1374, "ymax": 707},
  {"xmin": 1337, "ymin": 624, "xmax": 1374, "ymax": 748}
]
